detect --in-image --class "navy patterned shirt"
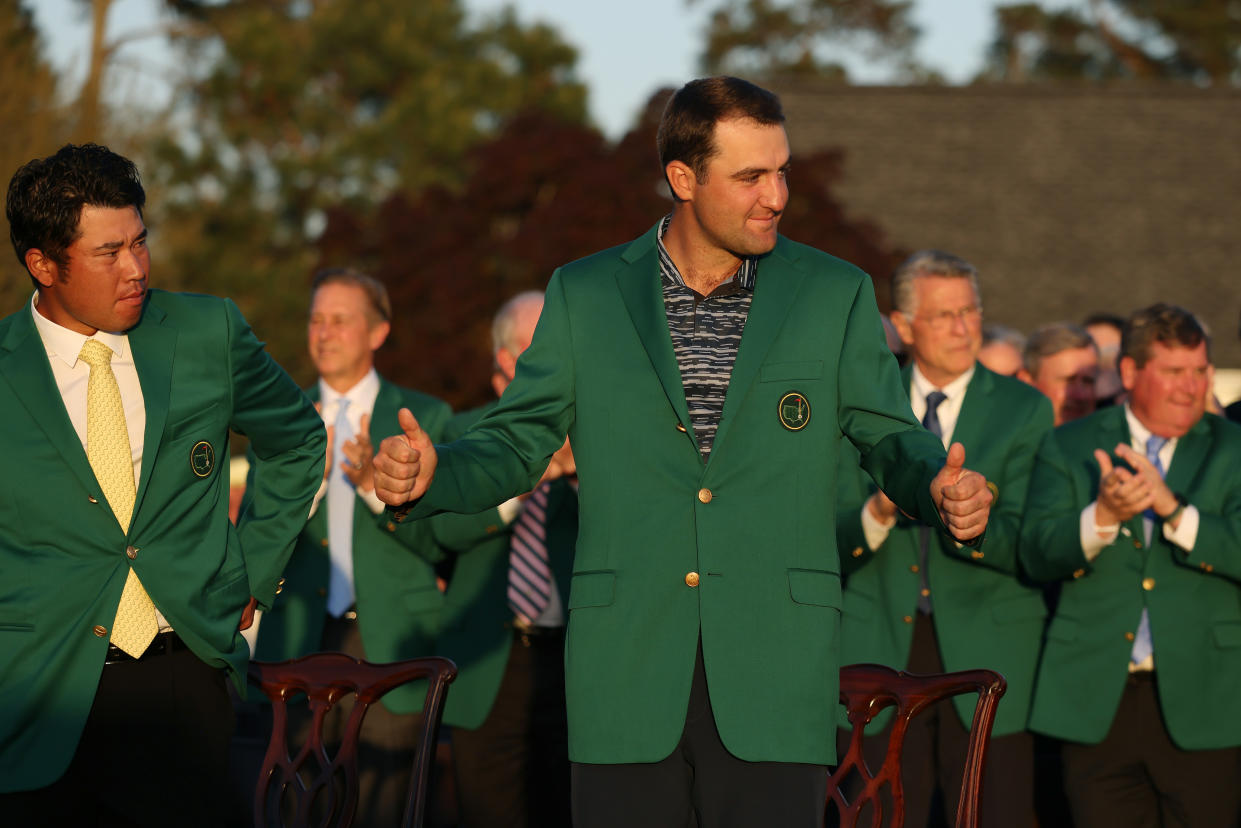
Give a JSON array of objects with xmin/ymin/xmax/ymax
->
[{"xmin": 656, "ymin": 215, "xmax": 759, "ymax": 461}]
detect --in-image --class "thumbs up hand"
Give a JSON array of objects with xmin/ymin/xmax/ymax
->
[
  {"xmin": 374, "ymin": 408, "xmax": 438, "ymax": 506},
  {"xmin": 929, "ymin": 442, "xmax": 993, "ymax": 542}
]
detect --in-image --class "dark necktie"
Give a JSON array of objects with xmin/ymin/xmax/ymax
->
[
  {"xmin": 918, "ymin": 391, "xmax": 948, "ymax": 615},
  {"xmin": 508, "ymin": 482, "xmax": 553, "ymax": 625}
]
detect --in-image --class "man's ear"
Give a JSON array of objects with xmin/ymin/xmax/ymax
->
[
  {"xmin": 25, "ymin": 248, "xmax": 56, "ymax": 289},
  {"xmin": 495, "ymin": 347, "xmax": 518, "ymax": 382},
  {"xmin": 665, "ymin": 161, "xmax": 696, "ymax": 202},
  {"xmin": 368, "ymin": 320, "xmax": 391, "ymax": 352},
  {"xmin": 1119, "ymin": 355, "xmax": 1137, "ymax": 391},
  {"xmin": 890, "ymin": 310, "xmax": 915, "ymax": 347}
]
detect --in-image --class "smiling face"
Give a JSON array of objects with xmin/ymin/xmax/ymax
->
[
  {"xmin": 892, "ymin": 275, "xmax": 983, "ymax": 387},
  {"xmin": 307, "ymin": 281, "xmax": 389, "ymax": 392},
  {"xmin": 1123, "ymin": 341, "xmax": 1210, "ymax": 438},
  {"xmin": 29, "ymin": 205, "xmax": 149, "ymax": 335},
  {"xmin": 671, "ymin": 117, "xmax": 790, "ymax": 261}
]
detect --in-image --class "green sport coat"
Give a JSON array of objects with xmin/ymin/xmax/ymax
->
[
  {"xmin": 422, "ymin": 403, "xmax": 578, "ymax": 730},
  {"xmin": 389, "ymin": 224, "xmax": 951, "ymax": 766},
  {"xmin": 0, "ymin": 291, "xmax": 324, "ymax": 792},
  {"xmin": 254, "ymin": 376, "xmax": 450, "ymax": 714},
  {"xmin": 836, "ymin": 363, "xmax": 1052, "ymax": 735},
  {"xmin": 1021, "ymin": 406, "xmax": 1241, "ymax": 750}
]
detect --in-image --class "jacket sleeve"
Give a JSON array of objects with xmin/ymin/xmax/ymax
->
[{"xmin": 227, "ymin": 299, "xmax": 326, "ymax": 609}]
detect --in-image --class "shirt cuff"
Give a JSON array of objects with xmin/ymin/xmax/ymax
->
[
  {"xmin": 307, "ymin": 478, "xmax": 328, "ymax": 519},
  {"xmin": 860, "ymin": 502, "xmax": 895, "ymax": 552},
  {"xmin": 358, "ymin": 486, "xmax": 386, "ymax": 515},
  {"xmin": 497, "ymin": 496, "xmax": 523, "ymax": 526},
  {"xmin": 1080, "ymin": 502, "xmax": 1117, "ymax": 562},
  {"xmin": 1163, "ymin": 504, "xmax": 1199, "ymax": 551}
]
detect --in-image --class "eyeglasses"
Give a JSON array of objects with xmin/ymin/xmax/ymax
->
[{"xmin": 915, "ymin": 306, "xmax": 982, "ymax": 331}]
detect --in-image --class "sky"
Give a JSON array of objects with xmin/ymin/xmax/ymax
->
[{"xmin": 31, "ymin": 0, "xmax": 1082, "ymax": 139}]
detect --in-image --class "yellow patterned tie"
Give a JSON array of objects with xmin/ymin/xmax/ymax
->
[{"xmin": 79, "ymin": 339, "xmax": 157, "ymax": 658}]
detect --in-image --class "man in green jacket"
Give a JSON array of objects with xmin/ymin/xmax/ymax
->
[
  {"xmin": 253, "ymin": 268, "xmax": 450, "ymax": 828},
  {"xmin": 1022, "ymin": 303, "xmax": 1241, "ymax": 828},
  {"xmin": 374, "ymin": 77, "xmax": 995, "ymax": 828},
  {"xmin": 836, "ymin": 250, "xmax": 1053, "ymax": 827},
  {"xmin": 0, "ymin": 144, "xmax": 324, "ymax": 826}
]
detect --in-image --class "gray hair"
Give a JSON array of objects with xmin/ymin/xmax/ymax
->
[
  {"xmin": 891, "ymin": 250, "xmax": 980, "ymax": 317},
  {"xmin": 491, "ymin": 290, "xmax": 545, "ymax": 354},
  {"xmin": 1023, "ymin": 323, "xmax": 1097, "ymax": 378}
]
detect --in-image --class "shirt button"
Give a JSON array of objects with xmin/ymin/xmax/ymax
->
[
  {"xmin": 698, "ymin": 488, "xmax": 712, "ymax": 504},
  {"xmin": 920, "ymin": 588, "xmax": 930, "ymax": 597},
  {"xmin": 126, "ymin": 546, "xmax": 138, "ymax": 560},
  {"xmin": 93, "ymin": 625, "xmax": 108, "ymax": 637},
  {"xmin": 320, "ymin": 538, "xmax": 329, "ymax": 547},
  {"xmin": 385, "ymin": 522, "xmax": 396, "ymax": 532},
  {"xmin": 903, "ymin": 615, "xmax": 913, "ymax": 624},
  {"xmin": 1142, "ymin": 577, "xmax": 1156, "ymax": 591},
  {"xmin": 685, "ymin": 571, "xmax": 700, "ymax": 588},
  {"xmin": 909, "ymin": 564, "xmax": 919, "ymax": 573},
  {"xmin": 1125, "ymin": 631, "xmax": 1136, "ymax": 642}
]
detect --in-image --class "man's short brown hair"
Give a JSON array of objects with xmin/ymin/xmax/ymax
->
[{"xmin": 1120, "ymin": 303, "xmax": 1210, "ymax": 367}]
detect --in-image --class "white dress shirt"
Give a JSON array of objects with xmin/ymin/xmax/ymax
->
[{"xmin": 308, "ymin": 369, "xmax": 386, "ymax": 517}]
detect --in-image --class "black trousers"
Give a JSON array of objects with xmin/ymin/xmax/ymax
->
[
  {"xmin": 572, "ymin": 639, "xmax": 829, "ymax": 828},
  {"xmin": 450, "ymin": 627, "xmax": 571, "ymax": 828},
  {"xmin": 4, "ymin": 642, "xmax": 235, "ymax": 828},
  {"xmin": 844, "ymin": 613, "xmax": 1034, "ymax": 828},
  {"xmin": 1062, "ymin": 671, "xmax": 1241, "ymax": 828}
]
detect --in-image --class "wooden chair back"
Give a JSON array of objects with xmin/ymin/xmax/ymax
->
[
  {"xmin": 248, "ymin": 652, "xmax": 456, "ymax": 828},
  {"xmin": 829, "ymin": 663, "xmax": 1006, "ymax": 828}
]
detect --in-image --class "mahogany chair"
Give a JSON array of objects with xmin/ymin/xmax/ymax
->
[
  {"xmin": 829, "ymin": 664, "xmax": 1007, "ymax": 828},
  {"xmin": 248, "ymin": 652, "xmax": 457, "ymax": 828}
]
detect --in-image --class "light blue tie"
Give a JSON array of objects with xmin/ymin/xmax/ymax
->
[
  {"xmin": 327, "ymin": 397, "xmax": 356, "ymax": 617},
  {"xmin": 1132, "ymin": 435, "xmax": 1167, "ymax": 665}
]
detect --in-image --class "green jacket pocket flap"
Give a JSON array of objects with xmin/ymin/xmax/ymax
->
[
  {"xmin": 1213, "ymin": 621, "xmax": 1241, "ymax": 649},
  {"xmin": 788, "ymin": 569, "xmax": 841, "ymax": 608},
  {"xmin": 760, "ymin": 361, "xmax": 824, "ymax": 382},
  {"xmin": 568, "ymin": 571, "xmax": 616, "ymax": 609}
]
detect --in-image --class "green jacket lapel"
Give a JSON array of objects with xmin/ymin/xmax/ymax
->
[
  {"xmin": 128, "ymin": 302, "xmax": 177, "ymax": 525},
  {"xmin": 951, "ymin": 363, "xmax": 993, "ymax": 445},
  {"xmin": 0, "ymin": 309, "xmax": 98, "ymax": 494},
  {"xmin": 1165, "ymin": 415, "xmax": 1210, "ymax": 496},
  {"xmin": 712, "ymin": 239, "xmax": 805, "ymax": 461},
  {"xmin": 614, "ymin": 225, "xmax": 692, "ymax": 430}
]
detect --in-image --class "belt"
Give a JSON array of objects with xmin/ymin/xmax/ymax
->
[
  {"xmin": 510, "ymin": 619, "xmax": 564, "ymax": 642},
  {"xmin": 105, "ymin": 631, "xmax": 188, "ymax": 665}
]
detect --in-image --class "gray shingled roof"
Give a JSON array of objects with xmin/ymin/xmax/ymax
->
[{"xmin": 772, "ymin": 82, "xmax": 1241, "ymax": 369}]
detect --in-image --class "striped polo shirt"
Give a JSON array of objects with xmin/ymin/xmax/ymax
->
[{"xmin": 656, "ymin": 215, "xmax": 759, "ymax": 461}]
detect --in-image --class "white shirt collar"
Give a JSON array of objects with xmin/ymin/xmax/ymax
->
[
  {"xmin": 29, "ymin": 292, "xmax": 132, "ymax": 368},
  {"xmin": 910, "ymin": 362, "xmax": 974, "ymax": 405},
  {"xmin": 1124, "ymin": 403, "xmax": 1178, "ymax": 459},
  {"xmin": 318, "ymin": 368, "xmax": 380, "ymax": 413}
]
